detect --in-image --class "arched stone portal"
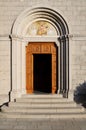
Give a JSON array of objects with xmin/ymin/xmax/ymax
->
[{"xmin": 10, "ymin": 7, "xmax": 69, "ymax": 100}]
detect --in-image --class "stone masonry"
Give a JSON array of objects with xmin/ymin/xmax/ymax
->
[{"xmin": 0, "ymin": 0, "xmax": 86, "ymax": 104}]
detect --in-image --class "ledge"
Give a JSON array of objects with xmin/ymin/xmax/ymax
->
[{"xmin": 0, "ymin": 34, "xmax": 86, "ymax": 41}]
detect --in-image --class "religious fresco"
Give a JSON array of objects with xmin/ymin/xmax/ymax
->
[{"xmin": 26, "ymin": 21, "xmax": 57, "ymax": 36}]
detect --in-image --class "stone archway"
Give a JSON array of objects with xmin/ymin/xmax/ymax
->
[{"xmin": 10, "ymin": 7, "xmax": 69, "ymax": 100}]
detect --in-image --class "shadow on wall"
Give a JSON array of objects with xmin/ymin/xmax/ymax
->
[{"xmin": 74, "ymin": 81, "xmax": 86, "ymax": 108}]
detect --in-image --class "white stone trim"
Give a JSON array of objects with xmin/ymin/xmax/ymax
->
[
  {"xmin": 10, "ymin": 36, "xmax": 60, "ymax": 100},
  {"xmin": 10, "ymin": 6, "xmax": 70, "ymax": 100},
  {"xmin": 0, "ymin": 34, "xmax": 86, "ymax": 42}
]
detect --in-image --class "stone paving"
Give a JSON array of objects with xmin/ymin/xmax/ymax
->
[{"xmin": 0, "ymin": 118, "xmax": 86, "ymax": 130}]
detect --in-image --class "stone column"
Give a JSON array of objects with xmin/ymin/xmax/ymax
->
[
  {"xmin": 10, "ymin": 36, "xmax": 23, "ymax": 101},
  {"xmin": 16, "ymin": 39, "xmax": 22, "ymax": 97},
  {"xmin": 68, "ymin": 36, "xmax": 74, "ymax": 100},
  {"xmin": 58, "ymin": 44, "xmax": 60, "ymax": 94},
  {"xmin": 21, "ymin": 40, "xmax": 26, "ymax": 94},
  {"xmin": 59, "ymin": 37, "xmax": 64, "ymax": 94},
  {"xmin": 10, "ymin": 37, "xmax": 17, "ymax": 101},
  {"xmin": 63, "ymin": 36, "xmax": 69, "ymax": 98},
  {"xmin": 59, "ymin": 36, "xmax": 70, "ymax": 98}
]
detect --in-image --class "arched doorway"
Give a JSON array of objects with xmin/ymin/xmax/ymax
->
[
  {"xmin": 26, "ymin": 42, "xmax": 57, "ymax": 94},
  {"xmin": 11, "ymin": 7, "xmax": 69, "ymax": 100}
]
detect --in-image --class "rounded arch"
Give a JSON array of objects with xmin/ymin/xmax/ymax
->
[
  {"xmin": 12, "ymin": 7, "xmax": 69, "ymax": 36},
  {"xmin": 11, "ymin": 6, "xmax": 70, "ymax": 100}
]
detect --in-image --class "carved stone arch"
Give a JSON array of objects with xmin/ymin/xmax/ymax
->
[
  {"xmin": 10, "ymin": 7, "xmax": 69, "ymax": 100},
  {"xmin": 12, "ymin": 7, "xmax": 69, "ymax": 36}
]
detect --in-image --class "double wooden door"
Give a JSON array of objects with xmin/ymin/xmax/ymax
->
[{"xmin": 26, "ymin": 42, "xmax": 57, "ymax": 94}]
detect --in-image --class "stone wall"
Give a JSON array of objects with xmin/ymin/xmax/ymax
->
[
  {"xmin": 71, "ymin": 38, "xmax": 86, "ymax": 89},
  {"xmin": 0, "ymin": 38, "xmax": 10, "ymax": 105},
  {"xmin": 0, "ymin": 38, "xmax": 10, "ymax": 94},
  {"xmin": 0, "ymin": 0, "xmax": 86, "ymax": 103},
  {"xmin": 0, "ymin": 0, "xmax": 86, "ymax": 35}
]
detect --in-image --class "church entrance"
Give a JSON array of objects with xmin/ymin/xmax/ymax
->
[
  {"xmin": 33, "ymin": 54, "xmax": 52, "ymax": 93},
  {"xmin": 26, "ymin": 42, "xmax": 57, "ymax": 94},
  {"xmin": 12, "ymin": 7, "xmax": 69, "ymax": 98}
]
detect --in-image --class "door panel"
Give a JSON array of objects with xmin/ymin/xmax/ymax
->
[
  {"xmin": 26, "ymin": 42, "xmax": 57, "ymax": 94},
  {"xmin": 52, "ymin": 54, "xmax": 57, "ymax": 93},
  {"xmin": 26, "ymin": 51, "xmax": 33, "ymax": 93}
]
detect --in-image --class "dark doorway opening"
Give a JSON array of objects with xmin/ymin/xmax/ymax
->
[{"xmin": 33, "ymin": 54, "xmax": 52, "ymax": 94}]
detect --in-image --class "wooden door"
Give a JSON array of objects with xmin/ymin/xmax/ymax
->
[
  {"xmin": 26, "ymin": 42, "xmax": 57, "ymax": 94},
  {"xmin": 26, "ymin": 45, "xmax": 33, "ymax": 93}
]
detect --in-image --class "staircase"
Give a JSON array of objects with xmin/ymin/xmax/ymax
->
[{"xmin": 0, "ymin": 94, "xmax": 86, "ymax": 119}]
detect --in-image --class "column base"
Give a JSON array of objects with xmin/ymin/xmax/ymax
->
[
  {"xmin": 22, "ymin": 88, "xmax": 26, "ymax": 94},
  {"xmin": 63, "ymin": 91, "xmax": 68, "ymax": 98},
  {"xmin": 62, "ymin": 90, "xmax": 74, "ymax": 100},
  {"xmin": 68, "ymin": 90, "xmax": 74, "ymax": 101},
  {"xmin": 9, "ymin": 90, "xmax": 22, "ymax": 102},
  {"xmin": 58, "ymin": 89, "xmax": 63, "ymax": 94}
]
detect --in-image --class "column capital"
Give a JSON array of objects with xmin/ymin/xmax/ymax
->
[{"xmin": 58, "ymin": 34, "xmax": 70, "ymax": 42}]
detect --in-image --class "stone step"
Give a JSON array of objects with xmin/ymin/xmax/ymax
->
[
  {"xmin": 2, "ymin": 106, "xmax": 84, "ymax": 113},
  {"xmin": 0, "ymin": 112, "xmax": 86, "ymax": 119},
  {"xmin": 0, "ymin": 95, "xmax": 85, "ymax": 120},
  {"xmin": 21, "ymin": 94, "xmax": 62, "ymax": 98},
  {"xmin": 15, "ymin": 98, "xmax": 72, "ymax": 103},
  {"xmin": 6, "ymin": 106, "xmax": 81, "ymax": 110},
  {"xmin": 9, "ymin": 102, "xmax": 77, "ymax": 108}
]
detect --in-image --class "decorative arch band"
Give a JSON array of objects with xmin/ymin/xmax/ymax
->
[{"xmin": 12, "ymin": 7, "xmax": 69, "ymax": 36}]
